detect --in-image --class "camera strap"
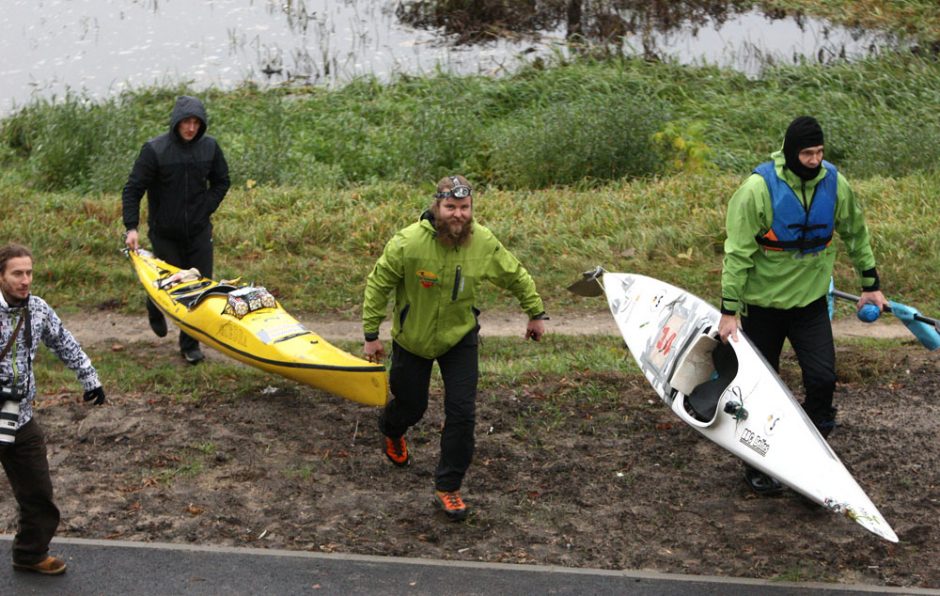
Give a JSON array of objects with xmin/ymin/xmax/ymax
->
[{"xmin": 0, "ymin": 315, "xmax": 24, "ymax": 363}]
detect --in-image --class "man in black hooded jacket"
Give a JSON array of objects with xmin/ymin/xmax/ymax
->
[{"xmin": 122, "ymin": 95, "xmax": 230, "ymax": 364}]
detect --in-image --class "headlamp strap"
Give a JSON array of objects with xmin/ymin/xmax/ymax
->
[{"xmin": 435, "ymin": 176, "xmax": 471, "ymax": 199}]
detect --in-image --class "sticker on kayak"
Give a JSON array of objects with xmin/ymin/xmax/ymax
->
[
  {"xmin": 257, "ymin": 323, "xmax": 309, "ymax": 345},
  {"xmin": 765, "ymin": 413, "xmax": 784, "ymax": 436},
  {"xmin": 740, "ymin": 427, "xmax": 771, "ymax": 457},
  {"xmin": 646, "ymin": 309, "xmax": 690, "ymax": 373}
]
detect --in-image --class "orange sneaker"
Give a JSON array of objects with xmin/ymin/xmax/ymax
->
[
  {"xmin": 13, "ymin": 555, "xmax": 67, "ymax": 575},
  {"xmin": 434, "ymin": 490, "xmax": 469, "ymax": 521},
  {"xmin": 383, "ymin": 435, "xmax": 410, "ymax": 467}
]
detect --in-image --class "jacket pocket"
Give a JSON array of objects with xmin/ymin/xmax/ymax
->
[{"xmin": 398, "ymin": 304, "xmax": 410, "ymax": 328}]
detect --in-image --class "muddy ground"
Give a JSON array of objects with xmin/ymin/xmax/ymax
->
[{"xmin": 2, "ymin": 311, "xmax": 937, "ymax": 589}]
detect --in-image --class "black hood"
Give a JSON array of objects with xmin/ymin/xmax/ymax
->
[
  {"xmin": 783, "ymin": 116, "xmax": 824, "ymax": 181},
  {"xmin": 169, "ymin": 95, "xmax": 208, "ymax": 143}
]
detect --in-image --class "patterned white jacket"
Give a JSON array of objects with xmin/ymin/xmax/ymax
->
[{"xmin": 0, "ymin": 292, "xmax": 100, "ymax": 429}]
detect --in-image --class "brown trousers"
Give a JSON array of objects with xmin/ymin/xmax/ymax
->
[{"xmin": 0, "ymin": 418, "xmax": 60, "ymax": 565}]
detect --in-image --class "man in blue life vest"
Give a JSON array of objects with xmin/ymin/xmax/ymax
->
[{"xmin": 717, "ymin": 116, "xmax": 887, "ymax": 495}]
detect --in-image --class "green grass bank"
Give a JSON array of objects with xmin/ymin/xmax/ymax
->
[{"xmin": 1, "ymin": 54, "xmax": 938, "ymax": 319}]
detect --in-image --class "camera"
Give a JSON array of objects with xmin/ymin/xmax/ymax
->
[
  {"xmin": 0, "ymin": 400, "xmax": 20, "ymax": 445},
  {"xmin": 0, "ymin": 379, "xmax": 23, "ymax": 445},
  {"xmin": 0, "ymin": 384, "xmax": 24, "ymax": 401}
]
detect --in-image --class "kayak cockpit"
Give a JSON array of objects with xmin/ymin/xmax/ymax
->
[
  {"xmin": 670, "ymin": 332, "xmax": 739, "ymax": 425},
  {"xmin": 174, "ymin": 284, "xmax": 241, "ymax": 309}
]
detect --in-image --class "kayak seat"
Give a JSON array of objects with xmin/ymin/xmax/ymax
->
[
  {"xmin": 686, "ymin": 342, "xmax": 738, "ymax": 423},
  {"xmin": 176, "ymin": 284, "xmax": 241, "ymax": 309},
  {"xmin": 670, "ymin": 333, "xmax": 719, "ymax": 396},
  {"xmin": 168, "ymin": 280, "xmax": 213, "ymax": 296}
]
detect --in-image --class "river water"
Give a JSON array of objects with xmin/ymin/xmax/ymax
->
[{"xmin": 1, "ymin": 0, "xmax": 894, "ymax": 115}]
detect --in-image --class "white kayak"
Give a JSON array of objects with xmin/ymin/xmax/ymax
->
[{"xmin": 570, "ymin": 268, "xmax": 897, "ymax": 543}]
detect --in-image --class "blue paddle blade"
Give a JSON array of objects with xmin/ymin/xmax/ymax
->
[
  {"xmin": 827, "ymin": 278, "xmax": 835, "ymax": 320},
  {"xmin": 889, "ymin": 301, "xmax": 940, "ymax": 351}
]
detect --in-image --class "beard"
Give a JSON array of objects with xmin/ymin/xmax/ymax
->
[
  {"xmin": 0, "ymin": 287, "xmax": 28, "ymax": 307},
  {"xmin": 432, "ymin": 210, "xmax": 474, "ymax": 248}
]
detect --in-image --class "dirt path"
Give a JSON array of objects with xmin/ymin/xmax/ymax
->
[
  {"xmin": 62, "ymin": 308, "xmax": 913, "ymax": 348},
  {"xmin": 8, "ymin": 308, "xmax": 933, "ymax": 590}
]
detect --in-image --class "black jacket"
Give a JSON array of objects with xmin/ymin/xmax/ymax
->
[{"xmin": 122, "ymin": 96, "xmax": 230, "ymax": 240}]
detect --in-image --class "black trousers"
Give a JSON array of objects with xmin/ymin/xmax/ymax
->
[
  {"xmin": 742, "ymin": 296, "xmax": 837, "ymax": 427},
  {"xmin": 0, "ymin": 419, "xmax": 60, "ymax": 565},
  {"xmin": 148, "ymin": 226, "xmax": 214, "ymax": 352},
  {"xmin": 381, "ymin": 329, "xmax": 479, "ymax": 492}
]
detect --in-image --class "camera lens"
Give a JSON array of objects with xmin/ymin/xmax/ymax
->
[{"xmin": 0, "ymin": 400, "xmax": 20, "ymax": 445}]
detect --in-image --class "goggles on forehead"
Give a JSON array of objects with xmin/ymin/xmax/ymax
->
[{"xmin": 435, "ymin": 176, "xmax": 472, "ymax": 199}]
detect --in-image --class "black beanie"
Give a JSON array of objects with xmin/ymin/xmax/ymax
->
[{"xmin": 783, "ymin": 116, "xmax": 824, "ymax": 181}]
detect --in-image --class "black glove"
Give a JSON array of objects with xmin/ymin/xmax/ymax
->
[{"xmin": 83, "ymin": 386, "xmax": 106, "ymax": 406}]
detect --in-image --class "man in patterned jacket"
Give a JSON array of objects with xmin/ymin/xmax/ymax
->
[{"xmin": 0, "ymin": 243, "xmax": 106, "ymax": 575}]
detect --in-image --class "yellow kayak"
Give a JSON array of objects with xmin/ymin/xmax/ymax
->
[{"xmin": 128, "ymin": 249, "xmax": 388, "ymax": 407}]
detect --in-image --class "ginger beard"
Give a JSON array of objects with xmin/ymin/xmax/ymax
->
[{"xmin": 432, "ymin": 197, "xmax": 474, "ymax": 248}]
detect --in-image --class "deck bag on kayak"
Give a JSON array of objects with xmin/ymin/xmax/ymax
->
[{"xmin": 224, "ymin": 286, "xmax": 277, "ymax": 319}]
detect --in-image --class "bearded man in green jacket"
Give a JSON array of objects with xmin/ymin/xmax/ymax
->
[
  {"xmin": 363, "ymin": 175, "xmax": 548, "ymax": 521},
  {"xmin": 718, "ymin": 116, "xmax": 887, "ymax": 495}
]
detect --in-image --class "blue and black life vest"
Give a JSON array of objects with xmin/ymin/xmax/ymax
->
[{"xmin": 753, "ymin": 160, "xmax": 837, "ymax": 254}]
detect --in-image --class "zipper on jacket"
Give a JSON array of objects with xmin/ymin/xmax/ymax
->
[
  {"xmin": 798, "ymin": 180, "xmax": 820, "ymax": 254},
  {"xmin": 452, "ymin": 266, "xmax": 462, "ymax": 301}
]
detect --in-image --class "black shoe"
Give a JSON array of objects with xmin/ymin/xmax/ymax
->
[
  {"xmin": 744, "ymin": 466, "xmax": 783, "ymax": 496},
  {"xmin": 815, "ymin": 419, "xmax": 836, "ymax": 439},
  {"xmin": 182, "ymin": 347, "xmax": 205, "ymax": 365},
  {"xmin": 148, "ymin": 313, "xmax": 168, "ymax": 338}
]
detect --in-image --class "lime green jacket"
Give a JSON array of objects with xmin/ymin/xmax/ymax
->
[
  {"xmin": 363, "ymin": 216, "xmax": 544, "ymax": 359},
  {"xmin": 721, "ymin": 150, "xmax": 878, "ymax": 314}
]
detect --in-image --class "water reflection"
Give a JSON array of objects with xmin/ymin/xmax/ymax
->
[
  {"xmin": 396, "ymin": 0, "xmax": 757, "ymax": 45},
  {"xmin": 1, "ymin": 0, "xmax": 897, "ymax": 115}
]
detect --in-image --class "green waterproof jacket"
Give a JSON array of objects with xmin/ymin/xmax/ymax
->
[
  {"xmin": 721, "ymin": 150, "xmax": 878, "ymax": 314},
  {"xmin": 363, "ymin": 215, "xmax": 545, "ymax": 359}
]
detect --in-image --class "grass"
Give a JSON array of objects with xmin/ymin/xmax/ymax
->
[
  {"xmin": 4, "ymin": 54, "xmax": 940, "ymax": 192},
  {"xmin": 5, "ymin": 168, "xmax": 938, "ymax": 321},
  {"xmin": 37, "ymin": 333, "xmax": 922, "ymax": 416},
  {"xmin": 2, "ymin": 40, "xmax": 938, "ymax": 323},
  {"xmin": 771, "ymin": 563, "xmax": 832, "ymax": 583},
  {"xmin": 763, "ymin": 0, "xmax": 940, "ymax": 44},
  {"xmin": 34, "ymin": 345, "xmax": 274, "ymax": 405}
]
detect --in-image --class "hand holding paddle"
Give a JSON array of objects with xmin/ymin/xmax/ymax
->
[{"xmin": 831, "ymin": 288, "xmax": 940, "ymax": 351}]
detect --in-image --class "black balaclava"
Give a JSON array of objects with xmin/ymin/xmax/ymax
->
[{"xmin": 783, "ymin": 116, "xmax": 824, "ymax": 181}]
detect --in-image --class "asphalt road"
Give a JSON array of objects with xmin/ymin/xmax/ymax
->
[{"xmin": 2, "ymin": 536, "xmax": 936, "ymax": 596}]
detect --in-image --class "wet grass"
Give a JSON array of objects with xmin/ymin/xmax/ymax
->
[
  {"xmin": 764, "ymin": 0, "xmax": 940, "ymax": 45},
  {"xmin": 1, "ymin": 47, "xmax": 938, "ymax": 322},
  {"xmin": 33, "ymin": 335, "xmax": 921, "ymax": 411},
  {"xmin": 3, "ymin": 53, "xmax": 940, "ymax": 192},
  {"xmin": 4, "ymin": 168, "xmax": 938, "ymax": 320}
]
